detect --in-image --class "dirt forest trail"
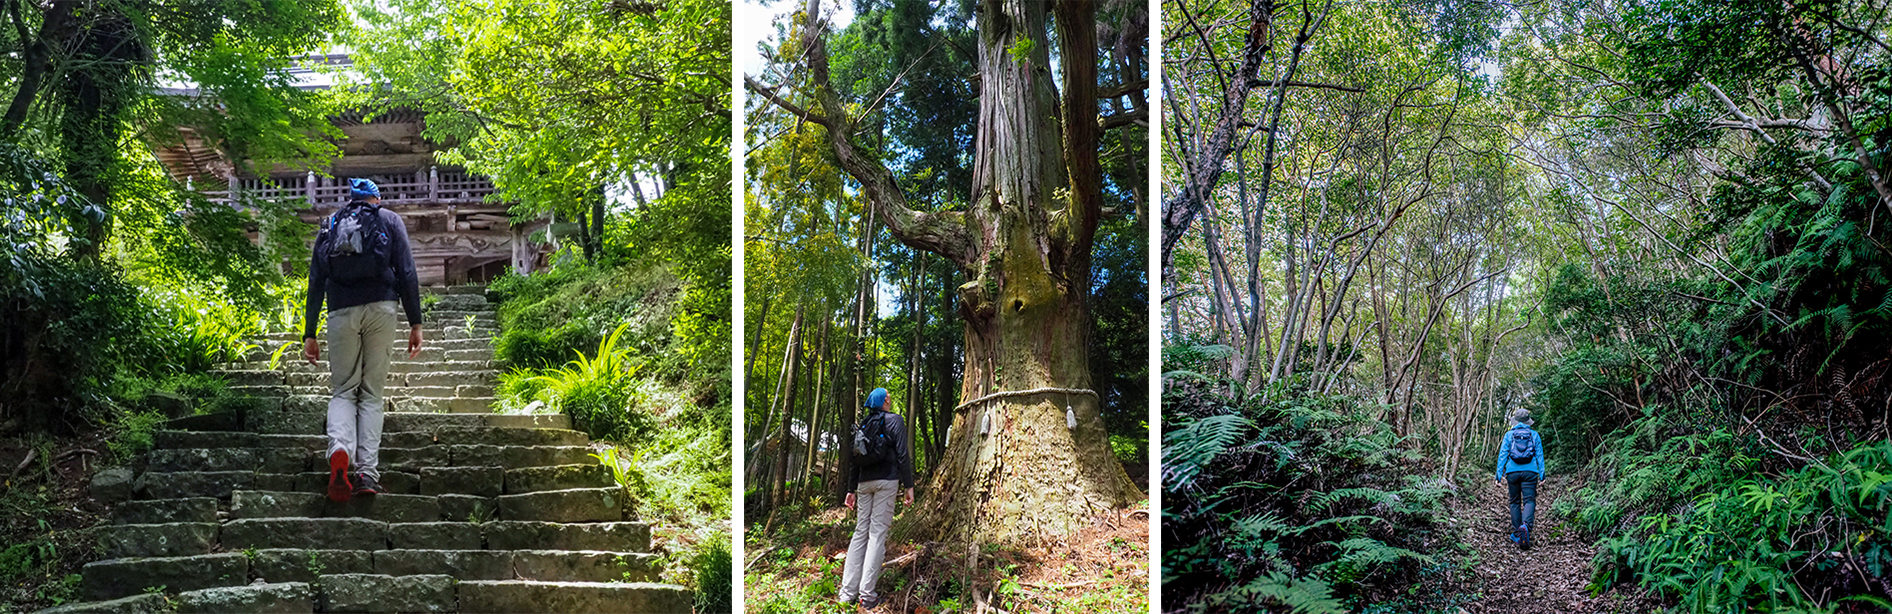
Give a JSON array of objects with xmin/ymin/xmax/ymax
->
[{"xmin": 1455, "ymin": 477, "xmax": 1613, "ymax": 614}]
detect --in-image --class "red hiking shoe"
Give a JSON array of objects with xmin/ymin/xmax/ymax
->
[{"xmin": 327, "ymin": 449, "xmax": 353, "ymax": 502}]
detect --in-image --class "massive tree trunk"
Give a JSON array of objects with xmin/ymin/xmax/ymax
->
[{"xmin": 753, "ymin": 0, "xmax": 1141, "ymax": 544}]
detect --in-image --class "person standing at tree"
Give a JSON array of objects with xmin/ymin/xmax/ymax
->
[
  {"xmin": 1495, "ymin": 408, "xmax": 1545, "ymax": 550},
  {"xmin": 839, "ymin": 387, "xmax": 915, "ymax": 609},
  {"xmin": 302, "ymin": 178, "xmax": 424, "ymax": 502}
]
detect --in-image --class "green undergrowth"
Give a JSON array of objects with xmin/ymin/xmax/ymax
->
[
  {"xmin": 1161, "ymin": 350, "xmax": 1468, "ymax": 614},
  {"xmin": 489, "ymin": 259, "xmax": 692, "ymax": 376},
  {"xmin": 0, "ymin": 432, "xmax": 107, "ymax": 612},
  {"xmin": 487, "ymin": 257, "xmax": 731, "ymax": 612},
  {"xmin": 1570, "ymin": 410, "xmax": 1892, "ymax": 612}
]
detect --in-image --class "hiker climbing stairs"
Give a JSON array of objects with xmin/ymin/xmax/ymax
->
[{"xmin": 44, "ymin": 286, "xmax": 692, "ymax": 613}]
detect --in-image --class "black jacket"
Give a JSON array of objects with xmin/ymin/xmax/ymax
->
[
  {"xmin": 850, "ymin": 410, "xmax": 914, "ymax": 490},
  {"xmin": 303, "ymin": 202, "xmax": 422, "ymax": 339}
]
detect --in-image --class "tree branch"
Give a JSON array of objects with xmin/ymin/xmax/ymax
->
[
  {"xmin": 1242, "ymin": 79, "xmax": 1362, "ymax": 93},
  {"xmin": 1161, "ymin": 0, "xmax": 1277, "ymax": 280},
  {"xmin": 1099, "ymin": 108, "xmax": 1146, "ymax": 130},
  {"xmin": 794, "ymin": 0, "xmax": 977, "ymax": 268},
  {"xmin": 742, "ymin": 75, "xmax": 833, "ymax": 128}
]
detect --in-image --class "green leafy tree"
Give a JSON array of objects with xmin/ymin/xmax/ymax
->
[{"xmin": 751, "ymin": 0, "xmax": 1147, "ymax": 544}]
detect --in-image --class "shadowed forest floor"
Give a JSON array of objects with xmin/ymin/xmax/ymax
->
[
  {"xmin": 1455, "ymin": 477, "xmax": 1657, "ymax": 614},
  {"xmin": 745, "ymin": 503, "xmax": 1148, "ymax": 614}
]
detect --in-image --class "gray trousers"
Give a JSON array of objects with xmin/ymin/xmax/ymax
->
[
  {"xmin": 326, "ymin": 300, "xmax": 397, "ymax": 480},
  {"xmin": 839, "ymin": 479, "xmax": 899, "ymax": 603}
]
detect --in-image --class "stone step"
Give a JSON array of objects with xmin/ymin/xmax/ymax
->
[
  {"xmin": 114, "ymin": 518, "xmax": 652, "ymax": 553},
  {"xmin": 382, "ymin": 427, "xmax": 589, "ymax": 448},
  {"xmin": 418, "ymin": 467, "xmax": 505, "ymax": 498},
  {"xmin": 230, "ymin": 491, "xmax": 441, "ymax": 523},
  {"xmin": 428, "ymin": 292, "xmax": 491, "ymax": 307},
  {"xmin": 36, "ymin": 593, "xmax": 168, "ymax": 614},
  {"xmin": 221, "ymin": 356, "xmax": 501, "ymax": 376},
  {"xmin": 221, "ymin": 352, "xmax": 497, "ymax": 372},
  {"xmin": 175, "ymin": 582, "xmax": 311, "ymax": 614},
  {"xmin": 73, "ymin": 528, "xmax": 657, "ymax": 602},
  {"xmin": 480, "ymin": 521, "xmax": 651, "ymax": 552},
  {"xmin": 133, "ymin": 471, "xmax": 299, "ymax": 500},
  {"xmin": 231, "ymin": 384, "xmax": 497, "ymax": 399},
  {"xmin": 370, "ymin": 549, "xmax": 658, "ymax": 583},
  {"xmin": 275, "ymin": 370, "xmax": 502, "ymax": 388},
  {"xmin": 238, "ymin": 411, "xmax": 568, "ymax": 435},
  {"xmin": 264, "ymin": 394, "xmax": 498, "ymax": 414},
  {"xmin": 316, "ymin": 573, "xmax": 455, "ymax": 613},
  {"xmin": 495, "ymin": 487, "xmax": 626, "ymax": 522},
  {"xmin": 289, "ymin": 471, "xmax": 422, "ymax": 496},
  {"xmin": 424, "ymin": 285, "xmax": 488, "ymax": 296},
  {"xmin": 223, "ymin": 517, "xmax": 392, "ymax": 551},
  {"xmin": 505, "ymin": 464, "xmax": 615, "ymax": 493},
  {"xmin": 154, "ymin": 431, "xmax": 325, "ymax": 451},
  {"xmin": 425, "ymin": 309, "xmax": 499, "ymax": 322},
  {"xmin": 147, "ymin": 448, "xmax": 311, "ymax": 473},
  {"xmin": 243, "ymin": 326, "xmax": 497, "ymax": 351},
  {"xmin": 111, "ymin": 497, "xmax": 218, "ymax": 525},
  {"xmin": 251, "ymin": 549, "xmax": 376, "ymax": 582},
  {"xmin": 153, "ymin": 427, "xmax": 583, "ymax": 452},
  {"xmin": 456, "ymin": 580, "xmax": 692, "ymax": 613},
  {"xmin": 92, "ymin": 523, "xmax": 217, "ymax": 559},
  {"xmin": 79, "ymin": 552, "xmax": 247, "ymax": 601},
  {"xmin": 132, "ymin": 470, "xmax": 429, "ymax": 500},
  {"xmin": 130, "ymin": 468, "xmax": 590, "ymax": 502}
]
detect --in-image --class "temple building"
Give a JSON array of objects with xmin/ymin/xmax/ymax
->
[{"xmin": 148, "ymin": 55, "xmax": 552, "ymax": 286}]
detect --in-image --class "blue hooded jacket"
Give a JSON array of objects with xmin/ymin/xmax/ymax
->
[{"xmin": 1495, "ymin": 423, "xmax": 1544, "ymax": 480}]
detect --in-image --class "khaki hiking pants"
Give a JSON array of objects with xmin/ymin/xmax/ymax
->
[
  {"xmin": 840, "ymin": 479, "xmax": 900, "ymax": 603},
  {"xmin": 326, "ymin": 300, "xmax": 397, "ymax": 480}
]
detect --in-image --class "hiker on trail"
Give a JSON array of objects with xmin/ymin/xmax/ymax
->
[
  {"xmin": 301, "ymin": 178, "xmax": 423, "ymax": 502},
  {"xmin": 839, "ymin": 387, "xmax": 915, "ymax": 609},
  {"xmin": 1495, "ymin": 408, "xmax": 1544, "ymax": 550}
]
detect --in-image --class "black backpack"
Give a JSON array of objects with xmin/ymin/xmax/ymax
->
[
  {"xmin": 1506, "ymin": 427, "xmax": 1538, "ymax": 464},
  {"xmin": 852, "ymin": 410, "xmax": 895, "ymax": 467},
  {"xmin": 321, "ymin": 202, "xmax": 392, "ymax": 285}
]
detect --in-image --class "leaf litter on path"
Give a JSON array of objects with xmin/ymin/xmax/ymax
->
[{"xmin": 1452, "ymin": 477, "xmax": 1658, "ymax": 614}]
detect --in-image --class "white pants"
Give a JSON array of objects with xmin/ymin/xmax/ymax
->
[
  {"xmin": 840, "ymin": 479, "xmax": 899, "ymax": 603},
  {"xmin": 325, "ymin": 300, "xmax": 396, "ymax": 480}
]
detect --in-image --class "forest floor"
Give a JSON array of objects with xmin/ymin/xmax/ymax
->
[
  {"xmin": 745, "ymin": 501, "xmax": 1148, "ymax": 614},
  {"xmin": 0, "ymin": 432, "xmax": 112, "ymax": 612},
  {"xmin": 1453, "ymin": 476, "xmax": 1660, "ymax": 614}
]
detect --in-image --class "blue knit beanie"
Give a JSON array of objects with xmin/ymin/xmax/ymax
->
[
  {"xmin": 864, "ymin": 387, "xmax": 889, "ymax": 409},
  {"xmin": 349, "ymin": 178, "xmax": 380, "ymax": 200}
]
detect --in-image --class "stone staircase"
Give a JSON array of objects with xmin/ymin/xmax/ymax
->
[
  {"xmin": 223, "ymin": 288, "xmax": 504, "ymax": 415},
  {"xmin": 46, "ymin": 287, "xmax": 693, "ymax": 613}
]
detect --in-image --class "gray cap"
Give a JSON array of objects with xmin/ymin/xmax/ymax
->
[{"xmin": 1512, "ymin": 409, "xmax": 1533, "ymax": 426}]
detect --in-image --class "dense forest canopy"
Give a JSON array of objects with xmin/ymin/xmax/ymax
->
[
  {"xmin": 347, "ymin": 0, "xmax": 733, "ymax": 375},
  {"xmin": 1163, "ymin": 0, "xmax": 1892, "ymax": 610},
  {"xmin": 745, "ymin": 0, "xmax": 1149, "ymax": 546}
]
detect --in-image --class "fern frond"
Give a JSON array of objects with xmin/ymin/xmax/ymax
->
[
  {"xmin": 1195, "ymin": 572, "xmax": 1345, "ymax": 614},
  {"xmin": 1162, "ymin": 414, "xmax": 1252, "ymax": 492}
]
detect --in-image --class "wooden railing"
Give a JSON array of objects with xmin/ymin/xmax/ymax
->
[{"xmin": 191, "ymin": 167, "xmax": 497, "ymax": 207}]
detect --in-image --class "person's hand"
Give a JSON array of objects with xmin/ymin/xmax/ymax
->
[
  {"xmin": 407, "ymin": 326, "xmax": 424, "ymax": 359},
  {"xmin": 902, "ymin": 488, "xmax": 914, "ymax": 506},
  {"xmin": 844, "ymin": 492, "xmax": 856, "ymax": 511},
  {"xmin": 302, "ymin": 337, "xmax": 320, "ymax": 365}
]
